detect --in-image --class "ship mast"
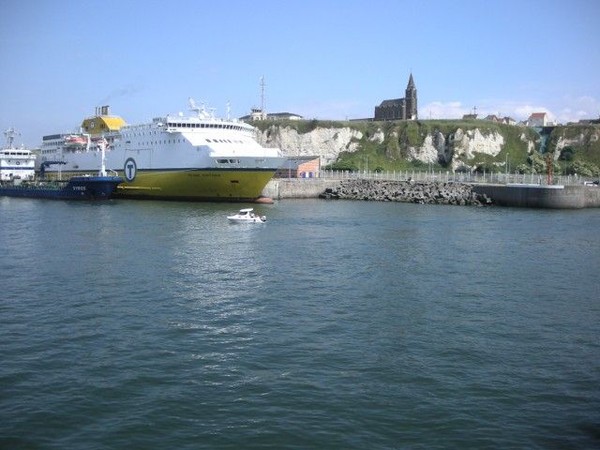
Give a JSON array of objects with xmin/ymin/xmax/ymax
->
[
  {"xmin": 98, "ymin": 138, "xmax": 108, "ymax": 177},
  {"xmin": 4, "ymin": 127, "xmax": 19, "ymax": 149}
]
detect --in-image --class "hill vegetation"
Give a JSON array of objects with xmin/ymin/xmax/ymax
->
[{"xmin": 251, "ymin": 119, "xmax": 600, "ymax": 176}]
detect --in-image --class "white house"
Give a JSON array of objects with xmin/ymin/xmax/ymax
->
[{"xmin": 528, "ymin": 112, "xmax": 548, "ymax": 127}]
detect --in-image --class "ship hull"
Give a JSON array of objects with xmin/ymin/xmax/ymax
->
[
  {"xmin": 0, "ymin": 176, "xmax": 122, "ymax": 200},
  {"xmin": 43, "ymin": 168, "xmax": 278, "ymax": 201},
  {"xmin": 116, "ymin": 168, "xmax": 277, "ymax": 201}
]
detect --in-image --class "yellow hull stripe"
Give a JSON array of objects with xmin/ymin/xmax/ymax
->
[{"xmin": 115, "ymin": 169, "xmax": 275, "ymax": 200}]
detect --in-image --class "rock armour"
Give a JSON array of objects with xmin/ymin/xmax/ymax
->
[{"xmin": 320, "ymin": 179, "xmax": 491, "ymax": 206}]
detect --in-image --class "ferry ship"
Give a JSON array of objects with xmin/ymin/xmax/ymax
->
[{"xmin": 38, "ymin": 100, "xmax": 285, "ymax": 201}]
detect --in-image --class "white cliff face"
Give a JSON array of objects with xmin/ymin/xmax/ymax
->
[
  {"xmin": 256, "ymin": 125, "xmax": 517, "ymax": 168},
  {"xmin": 452, "ymin": 129, "xmax": 504, "ymax": 159},
  {"xmin": 406, "ymin": 129, "xmax": 504, "ymax": 169},
  {"xmin": 370, "ymin": 129, "xmax": 385, "ymax": 144},
  {"xmin": 554, "ymin": 132, "xmax": 598, "ymax": 151},
  {"xmin": 520, "ymin": 132, "xmax": 536, "ymax": 154},
  {"xmin": 410, "ymin": 135, "xmax": 438, "ymax": 163},
  {"xmin": 256, "ymin": 126, "xmax": 363, "ymax": 165}
]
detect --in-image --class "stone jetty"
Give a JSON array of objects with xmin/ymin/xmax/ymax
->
[{"xmin": 319, "ymin": 179, "xmax": 491, "ymax": 206}]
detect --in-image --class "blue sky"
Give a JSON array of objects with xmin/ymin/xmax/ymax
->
[{"xmin": 1, "ymin": 0, "xmax": 599, "ymax": 146}]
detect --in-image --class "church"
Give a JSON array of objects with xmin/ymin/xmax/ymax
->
[{"xmin": 374, "ymin": 74, "xmax": 418, "ymax": 121}]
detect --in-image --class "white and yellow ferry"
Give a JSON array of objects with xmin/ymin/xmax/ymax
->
[{"xmin": 38, "ymin": 100, "xmax": 285, "ymax": 201}]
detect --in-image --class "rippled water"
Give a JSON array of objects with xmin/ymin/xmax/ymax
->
[{"xmin": 1, "ymin": 197, "xmax": 599, "ymax": 449}]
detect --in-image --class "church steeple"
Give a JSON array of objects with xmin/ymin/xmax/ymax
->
[
  {"xmin": 406, "ymin": 73, "xmax": 415, "ymax": 90},
  {"xmin": 405, "ymin": 73, "xmax": 417, "ymax": 120}
]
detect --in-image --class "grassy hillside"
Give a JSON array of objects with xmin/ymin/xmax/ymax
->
[
  {"xmin": 538, "ymin": 125, "xmax": 600, "ymax": 176},
  {"xmin": 252, "ymin": 119, "xmax": 599, "ymax": 173}
]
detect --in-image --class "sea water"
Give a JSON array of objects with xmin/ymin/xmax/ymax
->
[{"xmin": 1, "ymin": 197, "xmax": 599, "ymax": 449}]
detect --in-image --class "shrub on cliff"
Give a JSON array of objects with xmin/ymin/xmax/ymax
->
[{"xmin": 567, "ymin": 160, "xmax": 600, "ymax": 177}]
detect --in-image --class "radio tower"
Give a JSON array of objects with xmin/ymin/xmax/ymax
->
[{"xmin": 260, "ymin": 76, "xmax": 266, "ymax": 119}]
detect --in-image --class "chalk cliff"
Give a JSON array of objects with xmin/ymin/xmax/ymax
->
[
  {"xmin": 257, "ymin": 125, "xmax": 363, "ymax": 165},
  {"xmin": 254, "ymin": 121, "xmax": 599, "ymax": 171},
  {"xmin": 256, "ymin": 122, "xmax": 534, "ymax": 170}
]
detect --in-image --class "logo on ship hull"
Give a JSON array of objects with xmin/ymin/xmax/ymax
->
[{"xmin": 124, "ymin": 158, "xmax": 137, "ymax": 181}]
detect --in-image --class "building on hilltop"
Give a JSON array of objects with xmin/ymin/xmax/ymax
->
[
  {"xmin": 240, "ymin": 75, "xmax": 304, "ymax": 122},
  {"xmin": 527, "ymin": 112, "xmax": 549, "ymax": 127},
  {"xmin": 240, "ymin": 108, "xmax": 303, "ymax": 122},
  {"xmin": 374, "ymin": 73, "xmax": 418, "ymax": 121},
  {"xmin": 578, "ymin": 118, "xmax": 600, "ymax": 125},
  {"xmin": 484, "ymin": 114, "xmax": 517, "ymax": 125}
]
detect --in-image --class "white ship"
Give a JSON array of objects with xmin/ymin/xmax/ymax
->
[
  {"xmin": 38, "ymin": 100, "xmax": 285, "ymax": 201},
  {"xmin": 1, "ymin": 128, "xmax": 36, "ymax": 182}
]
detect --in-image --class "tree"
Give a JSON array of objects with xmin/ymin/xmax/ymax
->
[{"xmin": 559, "ymin": 146, "xmax": 574, "ymax": 161}]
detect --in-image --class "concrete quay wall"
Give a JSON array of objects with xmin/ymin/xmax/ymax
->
[
  {"xmin": 472, "ymin": 184, "xmax": 600, "ymax": 209},
  {"xmin": 264, "ymin": 178, "xmax": 600, "ymax": 209},
  {"xmin": 263, "ymin": 179, "xmax": 340, "ymax": 199}
]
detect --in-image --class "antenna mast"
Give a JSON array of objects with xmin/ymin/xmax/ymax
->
[
  {"xmin": 260, "ymin": 76, "xmax": 266, "ymax": 116},
  {"xmin": 4, "ymin": 127, "xmax": 19, "ymax": 148}
]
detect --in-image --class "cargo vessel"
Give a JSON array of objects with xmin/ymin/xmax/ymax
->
[
  {"xmin": 1, "ymin": 134, "xmax": 122, "ymax": 200},
  {"xmin": 0, "ymin": 175, "xmax": 123, "ymax": 200}
]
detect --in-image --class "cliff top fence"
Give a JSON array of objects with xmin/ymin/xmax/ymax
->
[{"xmin": 316, "ymin": 169, "xmax": 599, "ymax": 186}]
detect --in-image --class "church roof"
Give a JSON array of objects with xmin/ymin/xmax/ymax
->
[{"xmin": 379, "ymin": 98, "xmax": 405, "ymax": 107}]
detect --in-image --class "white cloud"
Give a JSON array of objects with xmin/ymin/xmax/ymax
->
[
  {"xmin": 554, "ymin": 95, "xmax": 600, "ymax": 124},
  {"xmin": 421, "ymin": 96, "xmax": 600, "ymax": 124},
  {"xmin": 418, "ymin": 101, "xmax": 470, "ymax": 120}
]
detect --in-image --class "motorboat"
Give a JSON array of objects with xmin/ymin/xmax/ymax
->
[{"xmin": 227, "ymin": 208, "xmax": 266, "ymax": 223}]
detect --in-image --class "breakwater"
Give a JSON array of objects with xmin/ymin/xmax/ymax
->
[
  {"xmin": 263, "ymin": 178, "xmax": 600, "ymax": 208},
  {"xmin": 319, "ymin": 179, "xmax": 490, "ymax": 206}
]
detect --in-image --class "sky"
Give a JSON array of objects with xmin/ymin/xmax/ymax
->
[{"xmin": 1, "ymin": 0, "xmax": 599, "ymax": 147}]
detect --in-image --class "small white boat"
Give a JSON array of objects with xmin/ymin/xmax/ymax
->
[{"xmin": 227, "ymin": 208, "xmax": 266, "ymax": 223}]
